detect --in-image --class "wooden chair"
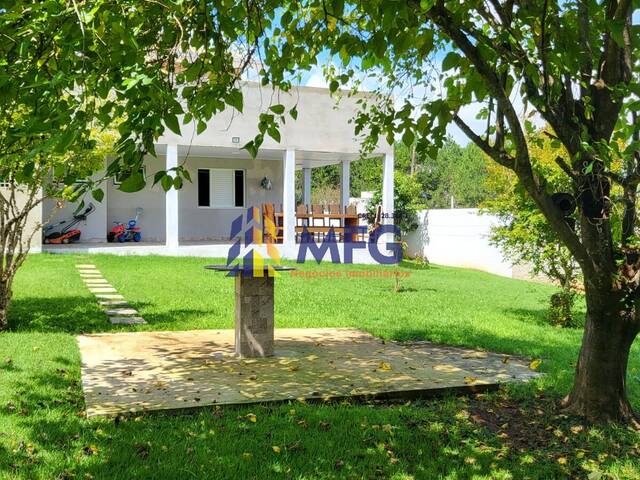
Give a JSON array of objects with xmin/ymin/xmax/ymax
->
[
  {"xmin": 326, "ymin": 204, "xmax": 340, "ymax": 239},
  {"xmin": 311, "ymin": 204, "xmax": 325, "ymax": 241},
  {"xmin": 345, "ymin": 204, "xmax": 359, "ymax": 242},
  {"xmin": 262, "ymin": 203, "xmax": 282, "ymax": 244},
  {"xmin": 296, "ymin": 204, "xmax": 308, "ymax": 242}
]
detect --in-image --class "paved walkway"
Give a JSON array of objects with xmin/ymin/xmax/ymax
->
[
  {"xmin": 78, "ymin": 328, "xmax": 541, "ymax": 417},
  {"xmin": 75, "ymin": 264, "xmax": 147, "ymax": 325}
]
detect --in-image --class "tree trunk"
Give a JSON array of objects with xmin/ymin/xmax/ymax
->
[
  {"xmin": 0, "ymin": 283, "xmax": 11, "ymax": 331},
  {"xmin": 562, "ymin": 290, "xmax": 640, "ymax": 427}
]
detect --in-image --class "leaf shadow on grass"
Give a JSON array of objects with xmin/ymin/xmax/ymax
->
[
  {"xmin": 8, "ymin": 295, "xmax": 233, "ymax": 334},
  {"xmin": 7, "ymin": 296, "xmax": 150, "ymax": 334},
  {"xmin": 2, "ymin": 360, "xmax": 577, "ymax": 480},
  {"xmin": 501, "ymin": 307, "xmax": 586, "ymax": 329},
  {"xmin": 9, "ymin": 360, "xmax": 636, "ymax": 480}
]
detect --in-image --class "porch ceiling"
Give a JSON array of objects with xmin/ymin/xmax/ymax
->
[{"xmin": 153, "ymin": 144, "xmax": 378, "ymax": 169}]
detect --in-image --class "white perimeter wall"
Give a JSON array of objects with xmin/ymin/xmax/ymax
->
[{"xmin": 404, "ymin": 208, "xmax": 514, "ymax": 278}]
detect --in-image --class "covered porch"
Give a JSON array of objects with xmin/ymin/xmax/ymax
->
[{"xmin": 43, "ymin": 143, "xmax": 394, "ymax": 262}]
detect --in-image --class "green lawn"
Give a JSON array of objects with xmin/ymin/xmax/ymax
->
[{"xmin": 1, "ymin": 254, "xmax": 639, "ymax": 479}]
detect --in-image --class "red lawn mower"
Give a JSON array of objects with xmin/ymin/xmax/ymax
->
[{"xmin": 43, "ymin": 203, "xmax": 96, "ymax": 244}]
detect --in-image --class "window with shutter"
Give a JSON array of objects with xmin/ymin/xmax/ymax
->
[{"xmin": 197, "ymin": 168, "xmax": 245, "ymax": 208}]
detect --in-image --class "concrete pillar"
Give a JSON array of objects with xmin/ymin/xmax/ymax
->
[
  {"xmin": 340, "ymin": 160, "xmax": 350, "ymax": 212},
  {"xmin": 302, "ymin": 167, "xmax": 312, "ymax": 206},
  {"xmin": 282, "ymin": 149, "xmax": 296, "ymax": 245},
  {"xmin": 165, "ymin": 144, "xmax": 179, "ymax": 248},
  {"xmin": 235, "ymin": 273, "xmax": 274, "ymax": 357},
  {"xmin": 382, "ymin": 152, "xmax": 394, "ymax": 224}
]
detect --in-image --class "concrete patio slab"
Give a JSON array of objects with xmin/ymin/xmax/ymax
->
[{"xmin": 78, "ymin": 328, "xmax": 541, "ymax": 418}]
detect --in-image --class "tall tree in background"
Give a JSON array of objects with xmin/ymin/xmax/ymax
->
[
  {"xmin": 483, "ymin": 130, "xmax": 583, "ymax": 327},
  {"xmin": 413, "ymin": 139, "xmax": 490, "ymax": 208}
]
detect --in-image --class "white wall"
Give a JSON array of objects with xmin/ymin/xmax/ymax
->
[
  {"xmin": 1, "ymin": 187, "xmax": 43, "ymax": 253},
  {"xmin": 158, "ymin": 82, "xmax": 393, "ymax": 156},
  {"xmin": 404, "ymin": 208, "xmax": 514, "ymax": 278},
  {"xmin": 106, "ymin": 156, "xmax": 166, "ymax": 242}
]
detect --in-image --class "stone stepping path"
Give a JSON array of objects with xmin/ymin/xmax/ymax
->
[{"xmin": 75, "ymin": 264, "xmax": 147, "ymax": 326}]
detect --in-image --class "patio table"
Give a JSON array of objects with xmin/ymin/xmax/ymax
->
[{"xmin": 204, "ymin": 264, "xmax": 295, "ymax": 358}]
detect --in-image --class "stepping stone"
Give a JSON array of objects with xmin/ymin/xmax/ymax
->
[
  {"xmin": 90, "ymin": 287, "xmax": 118, "ymax": 294},
  {"xmin": 78, "ymin": 271, "xmax": 100, "ymax": 275},
  {"xmin": 76, "ymin": 264, "xmax": 96, "ymax": 269},
  {"xmin": 95, "ymin": 294, "xmax": 125, "ymax": 300},
  {"xmin": 80, "ymin": 274, "xmax": 103, "ymax": 279},
  {"xmin": 109, "ymin": 316, "xmax": 146, "ymax": 325},
  {"xmin": 105, "ymin": 308, "xmax": 139, "ymax": 316},
  {"xmin": 84, "ymin": 279, "xmax": 109, "ymax": 285},
  {"xmin": 99, "ymin": 300, "xmax": 130, "ymax": 307}
]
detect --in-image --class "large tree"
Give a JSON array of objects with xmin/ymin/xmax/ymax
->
[
  {"xmin": 0, "ymin": 0, "xmax": 292, "ymax": 326},
  {"xmin": 3, "ymin": 0, "xmax": 639, "ymax": 425},
  {"xmin": 282, "ymin": 0, "xmax": 639, "ymax": 424}
]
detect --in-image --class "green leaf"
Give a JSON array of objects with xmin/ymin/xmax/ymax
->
[
  {"xmin": 269, "ymin": 104, "xmax": 285, "ymax": 115},
  {"xmin": 290, "ymin": 106, "xmax": 298, "ymax": 120},
  {"xmin": 441, "ymin": 52, "xmax": 461, "ymax": 71},
  {"xmin": 118, "ymin": 172, "xmax": 146, "ymax": 193},
  {"xmin": 91, "ymin": 188, "xmax": 104, "ymax": 203},
  {"xmin": 164, "ymin": 113, "xmax": 181, "ymax": 135},
  {"xmin": 228, "ymin": 90, "xmax": 244, "ymax": 112},
  {"xmin": 161, "ymin": 174, "xmax": 173, "ymax": 191},
  {"xmin": 267, "ymin": 126, "xmax": 281, "ymax": 143},
  {"xmin": 402, "ymin": 129, "xmax": 415, "ymax": 147}
]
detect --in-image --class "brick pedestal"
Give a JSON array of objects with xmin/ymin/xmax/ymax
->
[{"xmin": 234, "ymin": 273, "xmax": 274, "ymax": 358}]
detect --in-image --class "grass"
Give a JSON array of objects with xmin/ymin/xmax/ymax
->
[{"xmin": 1, "ymin": 253, "xmax": 639, "ymax": 479}]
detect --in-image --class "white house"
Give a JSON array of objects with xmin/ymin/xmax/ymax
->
[{"xmin": 42, "ymin": 82, "xmax": 395, "ymax": 263}]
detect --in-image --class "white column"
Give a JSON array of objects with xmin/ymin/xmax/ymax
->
[
  {"xmin": 382, "ymin": 152, "xmax": 394, "ymax": 224},
  {"xmin": 283, "ymin": 149, "xmax": 296, "ymax": 245},
  {"xmin": 165, "ymin": 144, "xmax": 179, "ymax": 248},
  {"xmin": 302, "ymin": 167, "xmax": 312, "ymax": 206},
  {"xmin": 340, "ymin": 160, "xmax": 350, "ymax": 212}
]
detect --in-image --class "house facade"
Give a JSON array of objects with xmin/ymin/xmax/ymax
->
[{"xmin": 42, "ymin": 82, "xmax": 395, "ymax": 263}]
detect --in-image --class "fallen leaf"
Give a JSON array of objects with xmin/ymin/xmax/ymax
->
[
  {"xmin": 464, "ymin": 376, "xmax": 478, "ymax": 384},
  {"xmin": 379, "ymin": 361, "xmax": 392, "ymax": 371},
  {"xmin": 245, "ymin": 413, "xmax": 257, "ymax": 423},
  {"xmin": 306, "ymin": 355, "xmax": 319, "ymax": 361},
  {"xmin": 272, "ymin": 446, "xmax": 281, "ymax": 454},
  {"xmin": 529, "ymin": 359, "xmax": 542, "ymax": 370},
  {"xmin": 318, "ymin": 421, "xmax": 331, "ymax": 431},
  {"xmin": 83, "ymin": 445, "xmax": 98, "ymax": 456},
  {"xmin": 501, "ymin": 356, "xmax": 510, "ymax": 364},
  {"xmin": 242, "ymin": 452, "xmax": 252, "ymax": 460}
]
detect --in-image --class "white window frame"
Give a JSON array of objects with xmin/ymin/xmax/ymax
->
[{"xmin": 197, "ymin": 168, "xmax": 245, "ymax": 209}]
